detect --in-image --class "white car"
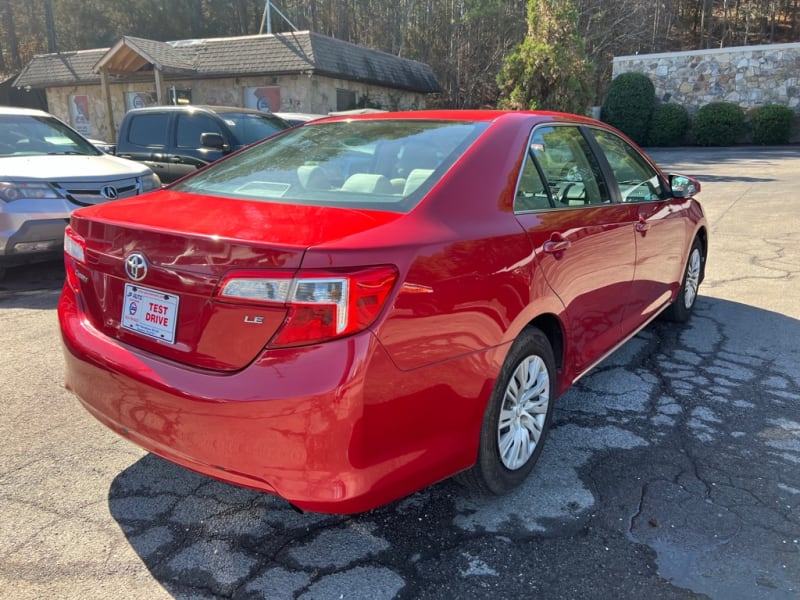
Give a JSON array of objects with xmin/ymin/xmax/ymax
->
[
  {"xmin": 0, "ymin": 107, "xmax": 160, "ymax": 279},
  {"xmin": 272, "ymin": 112, "xmax": 327, "ymax": 125}
]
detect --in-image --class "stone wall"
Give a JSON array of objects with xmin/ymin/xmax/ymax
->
[
  {"xmin": 612, "ymin": 42, "xmax": 800, "ymax": 115},
  {"xmin": 46, "ymin": 74, "xmax": 427, "ymax": 143}
]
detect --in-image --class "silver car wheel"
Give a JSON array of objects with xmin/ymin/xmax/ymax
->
[
  {"xmin": 497, "ymin": 355, "xmax": 550, "ymax": 471},
  {"xmin": 683, "ymin": 247, "xmax": 702, "ymax": 309}
]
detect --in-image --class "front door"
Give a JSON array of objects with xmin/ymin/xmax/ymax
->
[
  {"xmin": 587, "ymin": 128, "xmax": 689, "ymax": 330},
  {"xmin": 169, "ymin": 113, "xmax": 228, "ymax": 182}
]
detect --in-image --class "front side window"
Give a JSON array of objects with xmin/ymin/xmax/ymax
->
[
  {"xmin": 590, "ymin": 129, "xmax": 664, "ymax": 202},
  {"xmin": 530, "ymin": 125, "xmax": 610, "ymax": 206},
  {"xmin": 173, "ymin": 119, "xmax": 488, "ymax": 212},
  {"xmin": 221, "ymin": 113, "xmax": 289, "ymax": 145},
  {"xmin": 176, "ymin": 114, "xmax": 224, "ymax": 148}
]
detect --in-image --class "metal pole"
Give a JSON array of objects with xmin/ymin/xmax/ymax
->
[
  {"xmin": 259, "ymin": 0, "xmax": 271, "ymax": 34},
  {"xmin": 259, "ymin": 0, "xmax": 298, "ymax": 34}
]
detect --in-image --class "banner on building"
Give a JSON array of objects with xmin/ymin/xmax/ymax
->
[
  {"xmin": 69, "ymin": 95, "xmax": 92, "ymax": 136},
  {"xmin": 124, "ymin": 92, "xmax": 156, "ymax": 111},
  {"xmin": 243, "ymin": 86, "xmax": 281, "ymax": 112}
]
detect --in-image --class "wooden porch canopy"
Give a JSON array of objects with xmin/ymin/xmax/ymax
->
[{"xmin": 92, "ymin": 36, "xmax": 196, "ymax": 137}]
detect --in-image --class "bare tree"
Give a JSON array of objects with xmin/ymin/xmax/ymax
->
[{"xmin": 1, "ymin": 0, "xmax": 21, "ymax": 70}]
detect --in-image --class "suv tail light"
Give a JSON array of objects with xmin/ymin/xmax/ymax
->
[{"xmin": 216, "ymin": 266, "xmax": 398, "ymax": 347}]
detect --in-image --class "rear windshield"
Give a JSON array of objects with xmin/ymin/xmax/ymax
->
[{"xmin": 172, "ymin": 119, "xmax": 488, "ymax": 212}]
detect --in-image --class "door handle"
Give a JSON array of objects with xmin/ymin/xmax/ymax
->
[
  {"xmin": 635, "ymin": 217, "xmax": 651, "ymax": 232},
  {"xmin": 543, "ymin": 238, "xmax": 571, "ymax": 253}
]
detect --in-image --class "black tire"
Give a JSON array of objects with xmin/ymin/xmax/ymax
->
[
  {"xmin": 664, "ymin": 238, "xmax": 704, "ymax": 322},
  {"xmin": 457, "ymin": 327, "xmax": 556, "ymax": 495}
]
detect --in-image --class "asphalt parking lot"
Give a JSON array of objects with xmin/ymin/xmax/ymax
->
[{"xmin": 1, "ymin": 146, "xmax": 798, "ymax": 599}]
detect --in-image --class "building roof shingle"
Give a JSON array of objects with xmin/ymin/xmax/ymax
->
[{"xmin": 14, "ymin": 31, "xmax": 441, "ymax": 94}]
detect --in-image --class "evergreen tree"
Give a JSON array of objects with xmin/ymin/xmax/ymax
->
[{"xmin": 496, "ymin": 0, "xmax": 593, "ymax": 114}]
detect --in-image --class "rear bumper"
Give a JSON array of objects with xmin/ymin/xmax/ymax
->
[{"xmin": 59, "ymin": 284, "xmax": 493, "ymax": 513}]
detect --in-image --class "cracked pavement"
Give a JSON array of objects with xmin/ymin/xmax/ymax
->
[{"xmin": 1, "ymin": 147, "xmax": 798, "ymax": 599}]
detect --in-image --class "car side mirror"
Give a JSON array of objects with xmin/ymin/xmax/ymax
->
[
  {"xmin": 669, "ymin": 174, "xmax": 700, "ymax": 198},
  {"xmin": 201, "ymin": 132, "xmax": 229, "ymax": 151}
]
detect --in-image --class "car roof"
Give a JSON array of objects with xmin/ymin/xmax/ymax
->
[
  {"xmin": 273, "ymin": 112, "xmax": 327, "ymax": 122},
  {"xmin": 124, "ymin": 104, "xmax": 280, "ymax": 117},
  {"xmin": 0, "ymin": 106, "xmax": 55, "ymax": 118},
  {"xmin": 318, "ymin": 109, "xmax": 603, "ymax": 127}
]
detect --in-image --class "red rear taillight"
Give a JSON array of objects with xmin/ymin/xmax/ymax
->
[
  {"xmin": 216, "ymin": 266, "xmax": 398, "ymax": 347},
  {"xmin": 63, "ymin": 226, "xmax": 86, "ymax": 293},
  {"xmin": 64, "ymin": 226, "xmax": 85, "ymax": 262}
]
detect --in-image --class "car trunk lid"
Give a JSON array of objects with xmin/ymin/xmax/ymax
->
[{"xmin": 68, "ymin": 190, "xmax": 401, "ymax": 371}]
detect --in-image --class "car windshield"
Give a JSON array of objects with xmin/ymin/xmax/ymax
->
[
  {"xmin": 173, "ymin": 119, "xmax": 488, "ymax": 212},
  {"xmin": 221, "ymin": 113, "xmax": 290, "ymax": 145},
  {"xmin": 0, "ymin": 114, "xmax": 101, "ymax": 157}
]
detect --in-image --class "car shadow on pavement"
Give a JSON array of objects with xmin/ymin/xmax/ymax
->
[
  {"xmin": 105, "ymin": 296, "xmax": 800, "ymax": 599},
  {"xmin": 0, "ymin": 260, "xmax": 65, "ymax": 309}
]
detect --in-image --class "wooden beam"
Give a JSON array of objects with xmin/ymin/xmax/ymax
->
[
  {"xmin": 154, "ymin": 68, "xmax": 165, "ymax": 104},
  {"xmin": 99, "ymin": 67, "xmax": 116, "ymax": 141}
]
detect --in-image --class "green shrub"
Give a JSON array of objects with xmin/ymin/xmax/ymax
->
[
  {"xmin": 691, "ymin": 102, "xmax": 745, "ymax": 146},
  {"xmin": 600, "ymin": 72, "xmax": 655, "ymax": 145},
  {"xmin": 647, "ymin": 103, "xmax": 690, "ymax": 146},
  {"xmin": 749, "ymin": 104, "xmax": 795, "ymax": 145}
]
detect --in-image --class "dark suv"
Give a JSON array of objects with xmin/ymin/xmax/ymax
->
[{"xmin": 116, "ymin": 105, "xmax": 290, "ymax": 183}]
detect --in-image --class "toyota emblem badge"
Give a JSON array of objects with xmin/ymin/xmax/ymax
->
[
  {"xmin": 101, "ymin": 185, "xmax": 119, "ymax": 200},
  {"xmin": 125, "ymin": 253, "xmax": 148, "ymax": 281}
]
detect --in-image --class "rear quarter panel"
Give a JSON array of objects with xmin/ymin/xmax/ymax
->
[{"xmin": 304, "ymin": 114, "xmax": 569, "ymax": 372}]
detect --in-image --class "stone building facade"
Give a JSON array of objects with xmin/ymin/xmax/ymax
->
[{"xmin": 612, "ymin": 42, "xmax": 800, "ymax": 114}]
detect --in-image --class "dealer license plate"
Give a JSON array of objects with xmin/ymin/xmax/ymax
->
[{"xmin": 121, "ymin": 283, "xmax": 179, "ymax": 343}]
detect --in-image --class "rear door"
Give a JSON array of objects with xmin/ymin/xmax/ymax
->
[
  {"xmin": 514, "ymin": 124, "xmax": 636, "ymax": 373},
  {"xmin": 117, "ymin": 111, "xmax": 172, "ymax": 181}
]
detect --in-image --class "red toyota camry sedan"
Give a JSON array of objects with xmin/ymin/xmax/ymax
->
[{"xmin": 59, "ymin": 110, "xmax": 707, "ymax": 513}]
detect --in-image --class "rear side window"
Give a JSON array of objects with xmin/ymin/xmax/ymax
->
[
  {"xmin": 173, "ymin": 119, "xmax": 488, "ymax": 212},
  {"xmin": 514, "ymin": 149, "xmax": 551, "ymax": 212},
  {"xmin": 127, "ymin": 114, "xmax": 169, "ymax": 147},
  {"xmin": 530, "ymin": 125, "xmax": 610, "ymax": 207},
  {"xmin": 176, "ymin": 114, "xmax": 224, "ymax": 148}
]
